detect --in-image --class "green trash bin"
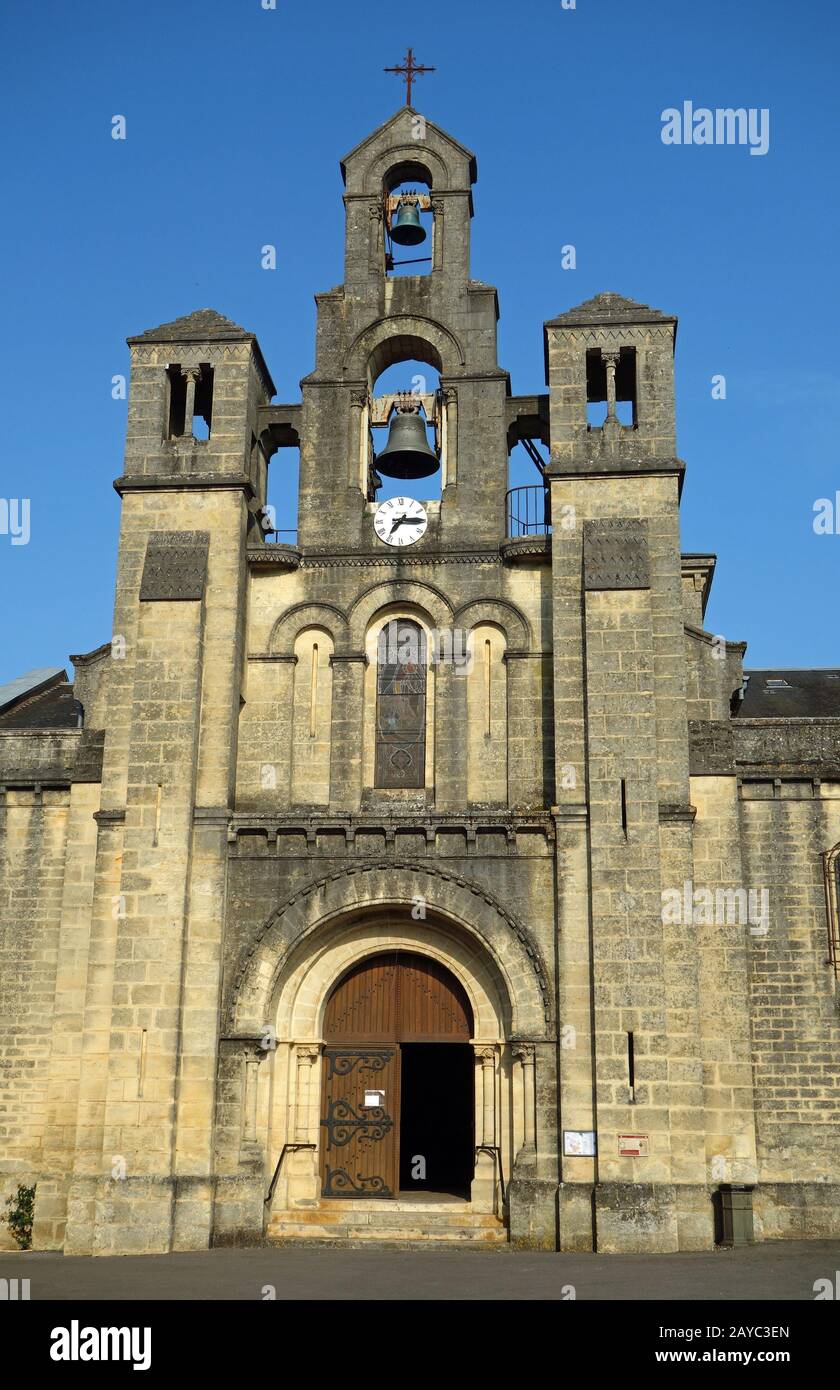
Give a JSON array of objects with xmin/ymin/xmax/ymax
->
[{"xmin": 716, "ymin": 1184, "xmax": 755, "ymax": 1246}]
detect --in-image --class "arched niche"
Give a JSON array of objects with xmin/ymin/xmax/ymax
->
[{"xmin": 268, "ymin": 601, "xmax": 349, "ymax": 656}]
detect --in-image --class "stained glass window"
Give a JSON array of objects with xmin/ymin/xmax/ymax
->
[{"xmin": 375, "ymin": 620, "xmax": 427, "ymax": 788}]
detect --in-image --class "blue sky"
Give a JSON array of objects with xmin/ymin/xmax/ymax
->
[{"xmin": 1, "ymin": 0, "xmax": 838, "ymax": 679}]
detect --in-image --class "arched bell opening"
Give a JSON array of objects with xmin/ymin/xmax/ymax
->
[
  {"xmin": 506, "ymin": 435, "xmax": 550, "ymax": 540},
  {"xmin": 263, "ymin": 443, "xmax": 300, "ymax": 545},
  {"xmin": 383, "ymin": 162, "xmax": 435, "ymax": 278},
  {"xmin": 368, "ymin": 351, "xmax": 444, "ymax": 502}
]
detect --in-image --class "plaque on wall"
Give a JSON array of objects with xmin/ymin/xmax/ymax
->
[
  {"xmin": 563, "ymin": 1130, "xmax": 597, "ymax": 1157},
  {"xmin": 618, "ymin": 1133, "xmax": 650, "ymax": 1156}
]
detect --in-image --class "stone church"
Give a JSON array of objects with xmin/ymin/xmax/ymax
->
[{"xmin": 2, "ymin": 108, "xmax": 839, "ymax": 1256}]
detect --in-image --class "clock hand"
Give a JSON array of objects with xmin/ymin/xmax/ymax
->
[{"xmin": 388, "ymin": 514, "xmax": 410, "ymax": 534}]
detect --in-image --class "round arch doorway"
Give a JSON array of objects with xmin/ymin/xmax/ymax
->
[{"xmin": 319, "ymin": 951, "xmax": 475, "ymax": 1200}]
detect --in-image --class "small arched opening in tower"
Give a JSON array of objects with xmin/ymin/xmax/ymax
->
[
  {"xmin": 383, "ymin": 161, "xmax": 435, "ymax": 278},
  {"xmin": 264, "ymin": 443, "xmax": 300, "ymax": 546},
  {"xmin": 370, "ymin": 356, "xmax": 443, "ymax": 503}
]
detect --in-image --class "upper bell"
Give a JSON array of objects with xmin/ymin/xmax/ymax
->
[
  {"xmin": 390, "ymin": 200, "xmax": 426, "ymax": 247},
  {"xmin": 376, "ymin": 406, "xmax": 439, "ymax": 480}
]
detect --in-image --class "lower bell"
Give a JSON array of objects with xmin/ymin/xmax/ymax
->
[{"xmin": 375, "ymin": 407, "xmax": 439, "ymax": 480}]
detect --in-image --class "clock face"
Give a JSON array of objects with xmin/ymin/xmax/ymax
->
[{"xmin": 373, "ymin": 496, "xmax": 428, "ymax": 548}]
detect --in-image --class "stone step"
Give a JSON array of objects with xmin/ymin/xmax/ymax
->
[
  {"xmin": 269, "ymin": 1220, "xmax": 508, "ymax": 1246},
  {"xmin": 271, "ymin": 1206, "xmax": 502, "ymax": 1229},
  {"xmin": 319, "ymin": 1197, "xmax": 480, "ymax": 1215},
  {"xmin": 268, "ymin": 1203, "xmax": 508, "ymax": 1246}
]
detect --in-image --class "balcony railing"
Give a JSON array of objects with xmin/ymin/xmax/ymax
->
[
  {"xmin": 265, "ymin": 528, "xmax": 299, "ymax": 544},
  {"xmin": 506, "ymin": 485, "xmax": 551, "ymax": 537}
]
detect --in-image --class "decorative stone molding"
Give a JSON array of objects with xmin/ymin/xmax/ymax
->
[
  {"xmin": 583, "ymin": 519, "xmax": 650, "ymax": 591},
  {"xmin": 139, "ymin": 531, "xmax": 210, "ymax": 602},
  {"xmin": 268, "ymin": 601, "xmax": 349, "ymax": 653},
  {"xmin": 227, "ymin": 858, "xmax": 553, "ymax": 1033},
  {"xmin": 343, "ymin": 313, "xmax": 466, "ymax": 377},
  {"xmin": 228, "ymin": 811, "xmax": 555, "ymax": 854},
  {"xmin": 453, "ymin": 596, "xmax": 531, "ymax": 648},
  {"xmin": 298, "ymin": 550, "xmax": 502, "ymax": 568},
  {"xmin": 246, "ymin": 543, "xmax": 302, "ymax": 571},
  {"xmin": 500, "ymin": 536, "xmax": 551, "ymax": 564}
]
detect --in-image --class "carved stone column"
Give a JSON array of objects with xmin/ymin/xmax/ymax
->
[
  {"xmin": 472, "ymin": 1044, "xmax": 499, "ymax": 1211},
  {"xmin": 349, "ymin": 389, "xmax": 369, "ymax": 489},
  {"xmin": 441, "ymin": 385, "xmax": 457, "ymax": 485},
  {"xmin": 281, "ymin": 1042, "xmax": 322, "ymax": 1208},
  {"xmin": 514, "ymin": 1043, "xmax": 536, "ymax": 1155},
  {"xmin": 243, "ymin": 1045, "xmax": 262, "ymax": 1145},
  {"xmin": 183, "ymin": 365, "xmax": 201, "ymax": 438},
  {"xmin": 294, "ymin": 1043, "xmax": 321, "ymax": 1143},
  {"xmin": 602, "ymin": 350, "xmax": 620, "ymax": 426}
]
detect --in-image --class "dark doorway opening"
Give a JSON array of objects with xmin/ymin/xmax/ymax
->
[{"xmin": 398, "ymin": 1044, "xmax": 474, "ymax": 1197}]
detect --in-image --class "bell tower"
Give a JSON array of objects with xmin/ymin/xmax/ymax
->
[{"xmin": 293, "ymin": 107, "xmax": 510, "ymax": 552}]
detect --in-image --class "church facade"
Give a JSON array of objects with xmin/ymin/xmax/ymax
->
[{"xmin": 2, "ymin": 109, "xmax": 839, "ymax": 1255}]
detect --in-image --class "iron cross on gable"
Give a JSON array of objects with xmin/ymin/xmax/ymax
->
[{"xmin": 384, "ymin": 47, "xmax": 435, "ymax": 106}]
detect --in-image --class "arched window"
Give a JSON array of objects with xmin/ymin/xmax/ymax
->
[{"xmin": 375, "ymin": 619, "xmax": 427, "ymax": 788}]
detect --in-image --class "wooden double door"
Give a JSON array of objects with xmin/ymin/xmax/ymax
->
[{"xmin": 319, "ymin": 951, "xmax": 475, "ymax": 1199}]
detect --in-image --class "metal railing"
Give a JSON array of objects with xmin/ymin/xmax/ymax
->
[
  {"xmin": 506, "ymin": 485, "xmax": 551, "ymax": 537},
  {"xmin": 266, "ymin": 528, "xmax": 298, "ymax": 544},
  {"xmin": 474, "ymin": 1143, "xmax": 506, "ymax": 1209},
  {"xmin": 265, "ymin": 1142, "xmax": 315, "ymax": 1205}
]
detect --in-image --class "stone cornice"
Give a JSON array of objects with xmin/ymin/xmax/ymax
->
[
  {"xmin": 285, "ymin": 549, "xmax": 502, "ymax": 568},
  {"xmin": 228, "ymin": 810, "xmax": 555, "ymax": 850},
  {"xmin": 246, "ymin": 543, "xmax": 302, "ymax": 569},
  {"xmin": 114, "ymin": 472, "xmax": 256, "ymax": 498},
  {"xmin": 500, "ymin": 535, "xmax": 551, "ymax": 565},
  {"xmin": 546, "ymin": 455, "xmax": 686, "ymax": 483},
  {"xmin": 247, "ymin": 653, "xmax": 298, "ymax": 663},
  {"xmin": 684, "ymin": 623, "xmax": 747, "ymax": 654},
  {"xmin": 658, "ymin": 802, "xmax": 697, "ymax": 824}
]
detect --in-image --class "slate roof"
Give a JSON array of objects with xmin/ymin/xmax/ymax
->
[
  {"xmin": 126, "ymin": 308, "xmax": 276, "ymax": 397},
  {"xmin": 127, "ymin": 308, "xmax": 253, "ymax": 344},
  {"xmin": 736, "ymin": 670, "xmax": 840, "ymax": 719},
  {"xmin": 0, "ymin": 667, "xmax": 64, "ymax": 709},
  {"xmin": 0, "ymin": 668, "xmax": 80, "ymax": 729},
  {"xmin": 545, "ymin": 292, "xmax": 676, "ymax": 327}
]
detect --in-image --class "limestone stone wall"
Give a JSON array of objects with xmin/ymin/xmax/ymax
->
[
  {"xmin": 0, "ymin": 789, "xmax": 68, "ymax": 1245},
  {"xmin": 739, "ymin": 786, "xmax": 840, "ymax": 1188}
]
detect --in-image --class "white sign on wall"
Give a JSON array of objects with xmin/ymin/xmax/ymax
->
[{"xmin": 563, "ymin": 1131, "xmax": 597, "ymax": 1157}]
